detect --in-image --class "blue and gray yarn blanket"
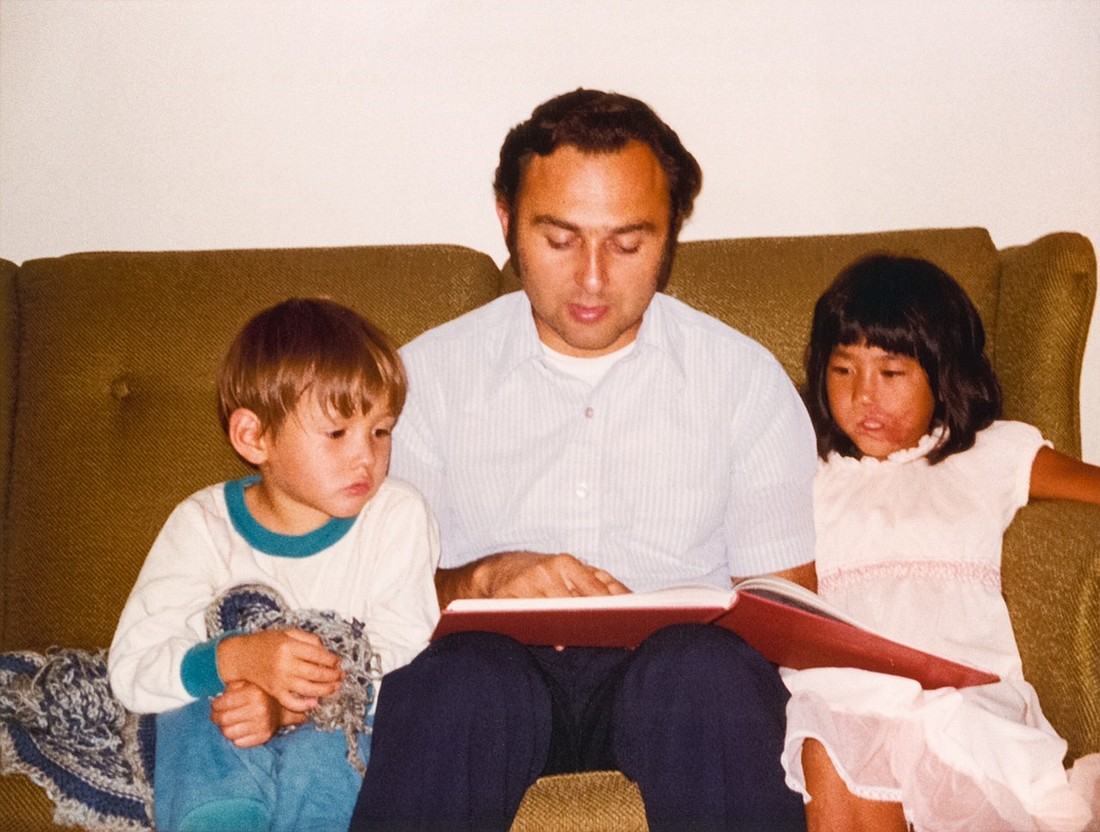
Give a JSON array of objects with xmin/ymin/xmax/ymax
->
[{"xmin": 0, "ymin": 585, "xmax": 380, "ymax": 831}]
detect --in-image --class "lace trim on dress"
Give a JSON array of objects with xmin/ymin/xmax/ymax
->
[{"xmin": 819, "ymin": 560, "xmax": 1001, "ymax": 595}]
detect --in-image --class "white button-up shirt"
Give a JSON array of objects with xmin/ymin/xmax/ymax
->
[{"xmin": 392, "ymin": 291, "xmax": 816, "ymax": 592}]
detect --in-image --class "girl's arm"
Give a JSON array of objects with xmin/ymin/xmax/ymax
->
[{"xmin": 1029, "ymin": 446, "xmax": 1100, "ymax": 506}]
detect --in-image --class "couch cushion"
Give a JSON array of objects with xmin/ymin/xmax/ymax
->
[{"xmin": 3, "ymin": 245, "xmax": 501, "ymax": 651}]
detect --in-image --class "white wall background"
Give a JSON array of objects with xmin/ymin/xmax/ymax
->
[{"xmin": 2, "ymin": 0, "xmax": 1098, "ymax": 462}]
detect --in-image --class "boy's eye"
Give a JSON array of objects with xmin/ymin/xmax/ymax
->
[
  {"xmin": 326, "ymin": 429, "xmax": 346, "ymax": 439},
  {"xmin": 546, "ymin": 234, "xmax": 575, "ymax": 251},
  {"xmin": 373, "ymin": 427, "xmax": 392, "ymax": 439}
]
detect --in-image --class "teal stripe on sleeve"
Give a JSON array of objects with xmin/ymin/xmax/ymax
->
[{"xmin": 181, "ymin": 635, "xmax": 231, "ymax": 698}]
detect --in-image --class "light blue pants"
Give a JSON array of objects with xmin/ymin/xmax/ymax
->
[{"xmin": 154, "ymin": 698, "xmax": 371, "ymax": 832}]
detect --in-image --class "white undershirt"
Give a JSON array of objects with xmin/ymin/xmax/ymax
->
[{"xmin": 541, "ymin": 340, "xmax": 637, "ymax": 386}]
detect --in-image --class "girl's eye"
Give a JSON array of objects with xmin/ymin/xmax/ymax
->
[{"xmin": 828, "ymin": 365, "xmax": 851, "ymax": 376}]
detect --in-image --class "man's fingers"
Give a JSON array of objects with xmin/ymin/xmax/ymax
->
[{"xmin": 592, "ymin": 568, "xmax": 630, "ymax": 595}]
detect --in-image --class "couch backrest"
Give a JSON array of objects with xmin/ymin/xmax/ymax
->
[
  {"xmin": 2, "ymin": 245, "xmax": 502, "ymax": 650},
  {"xmin": 0, "ymin": 259, "xmax": 17, "ymax": 555},
  {"xmin": 666, "ymin": 228, "xmax": 1002, "ymax": 388}
]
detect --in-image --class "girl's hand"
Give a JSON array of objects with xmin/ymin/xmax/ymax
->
[{"xmin": 216, "ymin": 628, "xmax": 344, "ymax": 712}]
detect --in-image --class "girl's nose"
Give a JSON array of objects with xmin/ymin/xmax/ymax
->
[{"xmin": 855, "ymin": 377, "xmax": 874, "ymax": 404}]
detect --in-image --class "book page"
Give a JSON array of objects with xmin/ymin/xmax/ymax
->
[
  {"xmin": 444, "ymin": 583, "xmax": 735, "ymax": 613},
  {"xmin": 733, "ymin": 575, "xmax": 863, "ymax": 627}
]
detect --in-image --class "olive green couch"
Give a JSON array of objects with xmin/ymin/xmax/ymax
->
[{"xmin": 2, "ymin": 227, "xmax": 1097, "ymax": 830}]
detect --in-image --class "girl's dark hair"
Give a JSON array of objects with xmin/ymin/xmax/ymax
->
[{"xmin": 804, "ymin": 254, "xmax": 1002, "ymax": 464}]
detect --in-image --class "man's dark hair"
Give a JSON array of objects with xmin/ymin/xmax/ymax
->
[
  {"xmin": 804, "ymin": 254, "xmax": 1003, "ymax": 464},
  {"xmin": 493, "ymin": 89, "xmax": 702, "ymax": 283}
]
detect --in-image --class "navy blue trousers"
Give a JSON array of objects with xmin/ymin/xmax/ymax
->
[{"xmin": 348, "ymin": 624, "xmax": 804, "ymax": 832}]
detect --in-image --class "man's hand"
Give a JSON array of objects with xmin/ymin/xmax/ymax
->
[
  {"xmin": 436, "ymin": 551, "xmax": 630, "ymax": 608},
  {"xmin": 209, "ymin": 679, "xmax": 309, "ymax": 748},
  {"xmin": 216, "ymin": 628, "xmax": 343, "ymax": 712}
]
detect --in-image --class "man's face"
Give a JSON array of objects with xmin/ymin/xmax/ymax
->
[{"xmin": 498, "ymin": 140, "xmax": 672, "ymax": 357}]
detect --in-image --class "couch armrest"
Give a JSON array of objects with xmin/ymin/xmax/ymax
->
[
  {"xmin": 995, "ymin": 233, "xmax": 1096, "ymax": 457},
  {"xmin": 1002, "ymin": 499, "xmax": 1100, "ymax": 761}
]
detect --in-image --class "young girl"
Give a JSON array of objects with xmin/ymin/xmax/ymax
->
[{"xmin": 782, "ymin": 254, "xmax": 1100, "ymax": 831}]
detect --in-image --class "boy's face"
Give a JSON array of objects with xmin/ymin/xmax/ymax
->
[{"xmin": 246, "ymin": 392, "xmax": 395, "ymax": 535}]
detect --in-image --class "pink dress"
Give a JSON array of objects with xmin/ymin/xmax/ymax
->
[{"xmin": 781, "ymin": 420, "xmax": 1099, "ymax": 831}]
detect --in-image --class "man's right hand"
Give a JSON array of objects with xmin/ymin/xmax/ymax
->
[{"xmin": 435, "ymin": 551, "xmax": 630, "ymax": 608}]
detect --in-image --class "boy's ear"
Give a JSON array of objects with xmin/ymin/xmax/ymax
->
[{"xmin": 227, "ymin": 408, "xmax": 270, "ymax": 467}]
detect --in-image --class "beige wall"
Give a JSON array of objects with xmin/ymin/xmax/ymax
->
[{"xmin": 2, "ymin": 0, "xmax": 1098, "ymax": 461}]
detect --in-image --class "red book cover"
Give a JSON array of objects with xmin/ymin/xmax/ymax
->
[{"xmin": 431, "ymin": 577, "xmax": 998, "ymax": 690}]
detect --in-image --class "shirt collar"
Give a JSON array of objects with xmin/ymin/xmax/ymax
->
[{"xmin": 489, "ymin": 291, "xmax": 687, "ymax": 385}]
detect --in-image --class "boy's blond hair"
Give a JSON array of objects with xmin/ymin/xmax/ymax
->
[{"xmin": 216, "ymin": 297, "xmax": 406, "ymax": 439}]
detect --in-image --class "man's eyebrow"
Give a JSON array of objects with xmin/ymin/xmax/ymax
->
[{"xmin": 530, "ymin": 215, "xmax": 658, "ymax": 235}]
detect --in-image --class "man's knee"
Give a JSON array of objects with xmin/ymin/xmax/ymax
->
[{"xmin": 619, "ymin": 623, "xmax": 788, "ymax": 715}]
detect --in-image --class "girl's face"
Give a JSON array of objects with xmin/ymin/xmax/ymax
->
[{"xmin": 826, "ymin": 340, "xmax": 937, "ymax": 460}]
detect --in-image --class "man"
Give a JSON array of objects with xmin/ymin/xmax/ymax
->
[{"xmin": 350, "ymin": 89, "xmax": 816, "ymax": 832}]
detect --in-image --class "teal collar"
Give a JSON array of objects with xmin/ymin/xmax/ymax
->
[{"xmin": 224, "ymin": 476, "xmax": 355, "ymax": 557}]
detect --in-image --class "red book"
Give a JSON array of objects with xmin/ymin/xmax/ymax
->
[{"xmin": 431, "ymin": 576, "xmax": 999, "ymax": 690}]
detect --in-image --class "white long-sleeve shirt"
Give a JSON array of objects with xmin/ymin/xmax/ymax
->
[{"xmin": 109, "ymin": 476, "xmax": 440, "ymax": 714}]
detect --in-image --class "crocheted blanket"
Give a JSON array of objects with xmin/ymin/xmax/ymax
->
[{"xmin": 0, "ymin": 584, "xmax": 381, "ymax": 831}]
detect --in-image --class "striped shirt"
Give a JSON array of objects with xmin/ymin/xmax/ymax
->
[{"xmin": 392, "ymin": 291, "xmax": 816, "ymax": 592}]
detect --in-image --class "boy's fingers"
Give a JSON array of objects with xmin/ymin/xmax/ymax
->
[{"xmin": 283, "ymin": 630, "xmax": 342, "ymax": 668}]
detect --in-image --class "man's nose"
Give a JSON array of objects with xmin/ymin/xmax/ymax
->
[{"xmin": 577, "ymin": 243, "xmax": 607, "ymax": 293}]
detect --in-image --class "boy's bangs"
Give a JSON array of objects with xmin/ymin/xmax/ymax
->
[{"xmin": 311, "ymin": 369, "xmax": 394, "ymax": 420}]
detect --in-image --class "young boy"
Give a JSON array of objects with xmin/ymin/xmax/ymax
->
[{"xmin": 108, "ymin": 297, "xmax": 441, "ymax": 832}]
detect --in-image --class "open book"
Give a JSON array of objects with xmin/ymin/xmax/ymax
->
[{"xmin": 431, "ymin": 576, "xmax": 999, "ymax": 690}]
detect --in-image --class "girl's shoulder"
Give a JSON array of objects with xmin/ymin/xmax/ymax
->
[{"xmin": 969, "ymin": 420, "xmax": 1049, "ymax": 459}]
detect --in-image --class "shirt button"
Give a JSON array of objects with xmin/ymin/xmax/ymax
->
[
  {"xmin": 584, "ymin": 406, "xmax": 594, "ymax": 418},
  {"xmin": 576, "ymin": 483, "xmax": 589, "ymax": 498}
]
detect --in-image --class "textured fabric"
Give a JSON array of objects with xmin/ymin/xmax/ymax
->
[
  {"xmin": 995, "ymin": 232, "xmax": 1097, "ymax": 457},
  {"xmin": 2, "ymin": 233, "xmax": 1098, "ymax": 831},
  {"xmin": 154, "ymin": 697, "xmax": 370, "ymax": 832},
  {"xmin": 109, "ymin": 477, "xmax": 440, "ymax": 714},
  {"xmin": 0, "ymin": 649, "xmax": 156, "ymax": 831},
  {"xmin": 782, "ymin": 422, "xmax": 1097, "ymax": 830},
  {"xmin": 5, "ymin": 245, "xmax": 499, "ymax": 653},
  {"xmin": 511, "ymin": 772, "xmax": 647, "ymax": 832},
  {"xmin": 1, "ymin": 586, "xmax": 386, "ymax": 832},
  {"xmin": 351, "ymin": 626, "xmax": 804, "ymax": 832},
  {"xmin": 392, "ymin": 290, "xmax": 817, "ymax": 588}
]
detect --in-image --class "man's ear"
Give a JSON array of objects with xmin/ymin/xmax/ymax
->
[
  {"xmin": 495, "ymin": 197, "xmax": 511, "ymax": 241},
  {"xmin": 227, "ymin": 408, "xmax": 269, "ymax": 468}
]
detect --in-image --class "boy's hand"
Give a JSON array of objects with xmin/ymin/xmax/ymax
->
[
  {"xmin": 216, "ymin": 628, "xmax": 344, "ymax": 712},
  {"xmin": 210, "ymin": 679, "xmax": 307, "ymax": 747}
]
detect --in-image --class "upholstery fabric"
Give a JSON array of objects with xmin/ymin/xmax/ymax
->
[{"xmin": 1, "ymin": 232, "xmax": 1096, "ymax": 831}]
